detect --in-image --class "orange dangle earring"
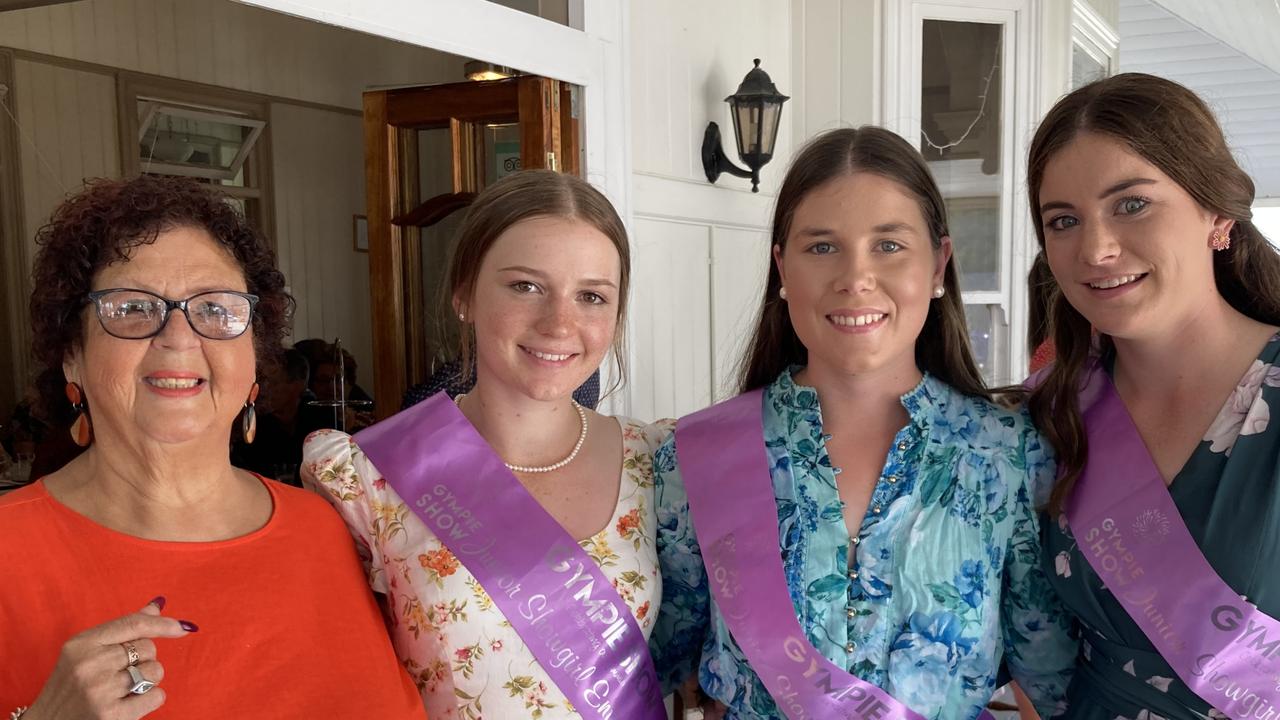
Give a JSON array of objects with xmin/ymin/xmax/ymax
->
[
  {"xmin": 242, "ymin": 382, "xmax": 259, "ymax": 444},
  {"xmin": 65, "ymin": 382, "xmax": 92, "ymax": 447}
]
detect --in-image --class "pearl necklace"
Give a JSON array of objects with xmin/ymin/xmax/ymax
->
[{"xmin": 453, "ymin": 394, "xmax": 589, "ymax": 473}]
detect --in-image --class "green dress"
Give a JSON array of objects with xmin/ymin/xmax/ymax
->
[{"xmin": 1042, "ymin": 334, "xmax": 1280, "ymax": 719}]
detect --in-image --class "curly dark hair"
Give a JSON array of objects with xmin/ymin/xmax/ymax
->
[{"xmin": 28, "ymin": 175, "xmax": 292, "ymax": 418}]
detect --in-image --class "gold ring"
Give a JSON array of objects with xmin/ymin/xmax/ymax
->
[{"xmin": 122, "ymin": 641, "xmax": 140, "ymax": 667}]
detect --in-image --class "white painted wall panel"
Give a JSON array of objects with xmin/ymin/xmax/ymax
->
[
  {"xmin": 710, "ymin": 226, "xmax": 769, "ymax": 401},
  {"xmin": 0, "ymin": 0, "xmax": 466, "ymax": 110},
  {"xmin": 627, "ymin": 0, "xmax": 790, "ymax": 420},
  {"xmin": 628, "ymin": 0, "xmax": 792, "ymax": 191},
  {"xmin": 12, "ymin": 58, "xmax": 119, "ymax": 272},
  {"xmin": 792, "ymin": 0, "xmax": 879, "ymax": 141},
  {"xmin": 269, "ymin": 102, "xmax": 374, "ymax": 381},
  {"xmin": 629, "ymin": 218, "xmax": 712, "ymax": 422}
]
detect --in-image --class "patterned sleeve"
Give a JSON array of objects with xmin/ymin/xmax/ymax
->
[
  {"xmin": 301, "ymin": 429, "xmax": 390, "ymax": 595},
  {"xmin": 1022, "ymin": 406, "xmax": 1059, "ymax": 509},
  {"xmin": 647, "ymin": 430, "xmax": 711, "ymax": 696},
  {"xmin": 1000, "ymin": 420, "xmax": 1077, "ymax": 717}
]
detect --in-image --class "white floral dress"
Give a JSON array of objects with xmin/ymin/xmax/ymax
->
[{"xmin": 302, "ymin": 416, "xmax": 672, "ymax": 720}]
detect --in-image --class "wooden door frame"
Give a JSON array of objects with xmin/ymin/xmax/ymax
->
[
  {"xmin": 0, "ymin": 49, "xmax": 28, "ymax": 422},
  {"xmin": 364, "ymin": 76, "xmax": 569, "ymax": 417},
  {"xmin": 234, "ymin": 0, "xmax": 633, "ymax": 415}
]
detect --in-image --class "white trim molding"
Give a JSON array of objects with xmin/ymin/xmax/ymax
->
[{"xmin": 1071, "ymin": 0, "xmax": 1120, "ymax": 87}]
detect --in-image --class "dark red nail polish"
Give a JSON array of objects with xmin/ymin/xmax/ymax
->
[
  {"xmin": 149, "ymin": 596, "xmax": 166, "ymax": 611},
  {"xmin": 179, "ymin": 620, "xmax": 199, "ymax": 632}
]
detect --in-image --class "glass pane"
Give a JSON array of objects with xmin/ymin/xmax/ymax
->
[
  {"xmin": 138, "ymin": 102, "xmax": 260, "ymax": 180},
  {"xmin": 483, "ymin": 123, "xmax": 523, "ymax": 185},
  {"xmin": 944, "ymin": 196, "xmax": 1000, "ymax": 292},
  {"xmin": 422, "ymin": 211, "xmax": 466, "ymax": 363},
  {"xmin": 413, "ymin": 128, "xmax": 462, "ymax": 365},
  {"xmin": 218, "ymin": 161, "xmax": 246, "ymax": 188},
  {"xmin": 1072, "ymin": 42, "xmax": 1109, "ymax": 89},
  {"xmin": 733, "ymin": 104, "xmax": 760, "ymax": 157},
  {"xmin": 484, "ymin": 0, "xmax": 572, "ymax": 27},
  {"xmin": 417, "ymin": 128, "xmax": 455, "ymax": 199},
  {"xmin": 964, "ymin": 303, "xmax": 996, "ymax": 383},
  {"xmin": 921, "ymin": 20, "xmax": 1004, "ymax": 293},
  {"xmin": 760, "ymin": 101, "xmax": 781, "ymax": 160}
]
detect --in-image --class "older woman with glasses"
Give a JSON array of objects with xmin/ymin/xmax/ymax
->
[{"xmin": 0, "ymin": 176, "xmax": 426, "ymax": 720}]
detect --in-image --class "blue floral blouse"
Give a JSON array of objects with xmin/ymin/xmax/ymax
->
[{"xmin": 650, "ymin": 368, "xmax": 1076, "ymax": 720}]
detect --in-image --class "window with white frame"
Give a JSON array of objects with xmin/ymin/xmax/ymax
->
[
  {"xmin": 118, "ymin": 74, "xmax": 274, "ymax": 240},
  {"xmin": 1071, "ymin": 0, "xmax": 1119, "ymax": 90},
  {"xmin": 884, "ymin": 0, "xmax": 1037, "ymax": 384}
]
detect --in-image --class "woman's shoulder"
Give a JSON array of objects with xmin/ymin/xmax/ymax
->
[
  {"xmin": 929, "ymin": 380, "xmax": 1047, "ymax": 460},
  {"xmin": 614, "ymin": 415, "xmax": 676, "ymax": 448},
  {"xmin": 0, "ymin": 481, "xmax": 55, "ymax": 540},
  {"xmin": 300, "ymin": 429, "xmax": 389, "ymax": 506},
  {"xmin": 302, "ymin": 427, "xmax": 358, "ymax": 464}
]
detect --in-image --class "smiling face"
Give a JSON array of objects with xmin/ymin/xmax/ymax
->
[
  {"xmin": 64, "ymin": 225, "xmax": 258, "ymax": 448},
  {"xmin": 1037, "ymin": 132, "xmax": 1231, "ymax": 342},
  {"xmin": 460, "ymin": 215, "xmax": 622, "ymax": 403},
  {"xmin": 775, "ymin": 172, "xmax": 951, "ymax": 380}
]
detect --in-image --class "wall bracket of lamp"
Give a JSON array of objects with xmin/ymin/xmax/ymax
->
[{"xmin": 702, "ymin": 58, "xmax": 789, "ymax": 193}]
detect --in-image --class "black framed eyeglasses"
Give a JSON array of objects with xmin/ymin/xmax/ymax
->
[{"xmin": 85, "ymin": 288, "xmax": 259, "ymax": 340}]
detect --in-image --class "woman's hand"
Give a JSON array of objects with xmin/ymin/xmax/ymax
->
[
  {"xmin": 678, "ymin": 673, "xmax": 728, "ymax": 720},
  {"xmin": 23, "ymin": 598, "xmax": 196, "ymax": 720}
]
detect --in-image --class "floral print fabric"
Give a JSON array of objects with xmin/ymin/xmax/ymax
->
[
  {"xmin": 302, "ymin": 415, "xmax": 672, "ymax": 719},
  {"xmin": 1044, "ymin": 335, "xmax": 1280, "ymax": 719},
  {"xmin": 650, "ymin": 368, "xmax": 1076, "ymax": 720}
]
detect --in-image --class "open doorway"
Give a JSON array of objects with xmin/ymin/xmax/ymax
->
[{"xmin": 362, "ymin": 75, "xmax": 584, "ymax": 416}]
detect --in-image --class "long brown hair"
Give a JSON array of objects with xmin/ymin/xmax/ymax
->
[
  {"xmin": 737, "ymin": 126, "xmax": 988, "ymax": 399},
  {"xmin": 1026, "ymin": 251, "xmax": 1056, "ymax": 355},
  {"xmin": 445, "ymin": 169, "xmax": 631, "ymax": 395},
  {"xmin": 1027, "ymin": 72, "xmax": 1280, "ymax": 515}
]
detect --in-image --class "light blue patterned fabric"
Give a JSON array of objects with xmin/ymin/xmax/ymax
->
[{"xmin": 650, "ymin": 368, "xmax": 1077, "ymax": 720}]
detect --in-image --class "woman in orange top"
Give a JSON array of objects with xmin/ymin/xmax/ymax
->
[{"xmin": 0, "ymin": 176, "xmax": 425, "ymax": 720}]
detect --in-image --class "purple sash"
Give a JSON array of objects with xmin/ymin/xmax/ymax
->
[
  {"xmin": 676, "ymin": 390, "xmax": 933, "ymax": 720},
  {"xmin": 1069, "ymin": 367, "xmax": 1280, "ymax": 718},
  {"xmin": 355, "ymin": 393, "xmax": 665, "ymax": 720}
]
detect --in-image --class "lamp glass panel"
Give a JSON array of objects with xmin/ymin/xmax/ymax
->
[
  {"xmin": 732, "ymin": 102, "xmax": 762, "ymax": 157},
  {"xmin": 920, "ymin": 19, "xmax": 1004, "ymax": 293},
  {"xmin": 759, "ymin": 100, "xmax": 782, "ymax": 159}
]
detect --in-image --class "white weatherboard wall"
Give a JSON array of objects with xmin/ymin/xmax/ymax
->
[
  {"xmin": 627, "ymin": 0, "xmax": 790, "ymax": 422},
  {"xmin": 0, "ymin": 0, "xmax": 469, "ymax": 387},
  {"xmin": 0, "ymin": 0, "xmax": 465, "ymax": 111}
]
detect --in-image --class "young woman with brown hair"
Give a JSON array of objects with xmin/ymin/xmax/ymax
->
[
  {"xmin": 1028, "ymin": 73, "xmax": 1280, "ymax": 718},
  {"xmin": 650, "ymin": 127, "xmax": 1074, "ymax": 719},
  {"xmin": 303, "ymin": 170, "xmax": 669, "ymax": 720}
]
